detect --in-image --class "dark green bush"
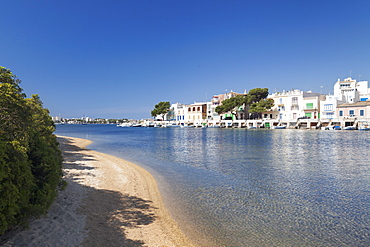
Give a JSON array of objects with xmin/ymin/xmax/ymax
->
[{"xmin": 0, "ymin": 67, "xmax": 63, "ymax": 235}]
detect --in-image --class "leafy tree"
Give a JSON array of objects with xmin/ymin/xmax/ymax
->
[
  {"xmin": 246, "ymin": 88, "xmax": 270, "ymax": 104},
  {"xmin": 0, "ymin": 67, "xmax": 34, "ymax": 233},
  {"xmin": 247, "ymin": 88, "xmax": 274, "ymax": 119},
  {"xmin": 151, "ymin": 101, "xmax": 170, "ymax": 120},
  {"xmin": 215, "ymin": 95, "xmax": 247, "ymax": 117},
  {"xmin": 26, "ymin": 95, "xmax": 63, "ymax": 214},
  {"xmin": 249, "ymin": 98, "xmax": 275, "ymax": 113},
  {"xmin": 0, "ymin": 67, "xmax": 62, "ymax": 235},
  {"xmin": 215, "ymin": 88, "xmax": 273, "ymax": 119}
]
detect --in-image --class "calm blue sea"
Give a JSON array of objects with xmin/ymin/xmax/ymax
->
[{"xmin": 55, "ymin": 124, "xmax": 370, "ymax": 246}]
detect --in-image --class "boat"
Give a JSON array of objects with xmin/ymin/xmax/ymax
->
[
  {"xmin": 131, "ymin": 124, "xmax": 142, "ymax": 127},
  {"xmin": 271, "ymin": 126, "xmax": 287, "ymax": 129},
  {"xmin": 358, "ymin": 122, "xmax": 370, "ymax": 131},
  {"xmin": 146, "ymin": 122, "xmax": 156, "ymax": 127},
  {"xmin": 164, "ymin": 124, "xmax": 181, "ymax": 128},
  {"xmin": 343, "ymin": 126, "xmax": 356, "ymax": 130},
  {"xmin": 324, "ymin": 125, "xmax": 341, "ymax": 130},
  {"xmin": 180, "ymin": 124, "xmax": 195, "ymax": 128},
  {"xmin": 117, "ymin": 123, "xmax": 131, "ymax": 127}
]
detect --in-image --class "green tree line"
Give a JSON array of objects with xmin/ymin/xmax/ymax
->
[
  {"xmin": 0, "ymin": 67, "xmax": 63, "ymax": 235},
  {"xmin": 215, "ymin": 88, "xmax": 274, "ymax": 119}
]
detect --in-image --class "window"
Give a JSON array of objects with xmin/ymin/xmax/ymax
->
[
  {"xmin": 324, "ymin": 104, "xmax": 333, "ymax": 111},
  {"xmin": 278, "ymin": 106, "xmax": 285, "ymax": 111},
  {"xmin": 292, "ymin": 97, "xmax": 298, "ymax": 104},
  {"xmin": 349, "ymin": 110, "xmax": 354, "ymax": 116},
  {"xmin": 360, "ymin": 110, "xmax": 364, "ymax": 116},
  {"xmin": 291, "ymin": 105, "xmax": 299, "ymax": 110},
  {"xmin": 340, "ymin": 83, "xmax": 350, "ymax": 88},
  {"xmin": 339, "ymin": 110, "xmax": 343, "ymax": 116},
  {"xmin": 306, "ymin": 103, "xmax": 313, "ymax": 109},
  {"xmin": 326, "ymin": 112, "xmax": 334, "ymax": 119}
]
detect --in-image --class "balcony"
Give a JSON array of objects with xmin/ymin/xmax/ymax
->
[{"xmin": 303, "ymin": 108, "xmax": 317, "ymax": 112}]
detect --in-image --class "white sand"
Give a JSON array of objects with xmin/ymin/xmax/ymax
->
[{"xmin": 1, "ymin": 136, "xmax": 193, "ymax": 247}]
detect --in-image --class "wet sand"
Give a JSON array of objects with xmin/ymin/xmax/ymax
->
[{"xmin": 1, "ymin": 136, "xmax": 193, "ymax": 246}]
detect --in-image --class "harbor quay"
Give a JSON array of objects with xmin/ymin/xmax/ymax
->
[{"xmin": 147, "ymin": 118, "xmax": 370, "ymax": 130}]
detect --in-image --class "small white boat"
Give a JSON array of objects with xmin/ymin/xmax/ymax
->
[
  {"xmin": 271, "ymin": 126, "xmax": 286, "ymax": 129},
  {"xmin": 358, "ymin": 122, "xmax": 370, "ymax": 131},
  {"xmin": 146, "ymin": 122, "xmax": 156, "ymax": 127},
  {"xmin": 324, "ymin": 126, "xmax": 341, "ymax": 130},
  {"xmin": 343, "ymin": 126, "xmax": 356, "ymax": 130},
  {"xmin": 164, "ymin": 124, "xmax": 181, "ymax": 128},
  {"xmin": 181, "ymin": 125, "xmax": 195, "ymax": 128},
  {"xmin": 117, "ymin": 123, "xmax": 131, "ymax": 127},
  {"xmin": 359, "ymin": 125, "xmax": 370, "ymax": 131}
]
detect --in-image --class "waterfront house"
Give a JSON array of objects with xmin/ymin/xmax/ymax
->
[
  {"xmin": 337, "ymin": 101, "xmax": 370, "ymax": 120},
  {"xmin": 170, "ymin": 103, "xmax": 186, "ymax": 122},
  {"xmin": 333, "ymin": 77, "xmax": 370, "ymax": 103},
  {"xmin": 320, "ymin": 77, "xmax": 370, "ymax": 120},
  {"xmin": 268, "ymin": 89, "xmax": 324, "ymax": 121},
  {"xmin": 185, "ymin": 102, "xmax": 207, "ymax": 126},
  {"xmin": 320, "ymin": 94, "xmax": 343, "ymax": 120}
]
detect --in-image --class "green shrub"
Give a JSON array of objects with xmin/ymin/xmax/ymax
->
[{"xmin": 0, "ymin": 67, "xmax": 63, "ymax": 235}]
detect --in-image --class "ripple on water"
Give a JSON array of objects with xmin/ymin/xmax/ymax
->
[{"xmin": 56, "ymin": 126, "xmax": 370, "ymax": 246}]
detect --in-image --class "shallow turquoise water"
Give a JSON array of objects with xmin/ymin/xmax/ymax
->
[{"xmin": 56, "ymin": 125, "xmax": 370, "ymax": 246}]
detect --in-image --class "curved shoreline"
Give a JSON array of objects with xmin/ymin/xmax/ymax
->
[{"xmin": 3, "ymin": 135, "xmax": 193, "ymax": 246}]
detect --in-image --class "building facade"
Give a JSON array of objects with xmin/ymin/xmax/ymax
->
[{"xmin": 268, "ymin": 90, "xmax": 324, "ymax": 121}]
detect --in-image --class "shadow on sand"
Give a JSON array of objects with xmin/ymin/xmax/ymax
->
[{"xmin": 58, "ymin": 136, "xmax": 157, "ymax": 247}]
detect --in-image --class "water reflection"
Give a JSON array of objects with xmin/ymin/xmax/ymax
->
[{"xmin": 56, "ymin": 125, "xmax": 370, "ymax": 246}]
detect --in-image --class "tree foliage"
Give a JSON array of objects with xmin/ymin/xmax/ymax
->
[
  {"xmin": 215, "ymin": 95, "xmax": 247, "ymax": 115},
  {"xmin": 151, "ymin": 101, "xmax": 170, "ymax": 119},
  {"xmin": 215, "ymin": 88, "xmax": 273, "ymax": 118},
  {"xmin": 0, "ymin": 67, "xmax": 63, "ymax": 235},
  {"xmin": 246, "ymin": 88, "xmax": 270, "ymax": 104},
  {"xmin": 249, "ymin": 98, "xmax": 275, "ymax": 113}
]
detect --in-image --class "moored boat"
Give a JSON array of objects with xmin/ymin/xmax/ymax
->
[
  {"xmin": 271, "ymin": 125, "xmax": 287, "ymax": 129},
  {"xmin": 358, "ymin": 121, "xmax": 370, "ymax": 131},
  {"xmin": 324, "ymin": 126, "xmax": 341, "ymax": 130},
  {"xmin": 117, "ymin": 123, "xmax": 131, "ymax": 127}
]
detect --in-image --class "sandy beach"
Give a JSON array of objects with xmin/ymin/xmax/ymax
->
[{"xmin": 1, "ymin": 136, "xmax": 193, "ymax": 247}]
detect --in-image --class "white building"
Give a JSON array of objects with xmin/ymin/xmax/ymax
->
[
  {"xmin": 320, "ymin": 94, "xmax": 342, "ymax": 120},
  {"xmin": 320, "ymin": 77, "xmax": 370, "ymax": 119},
  {"xmin": 268, "ymin": 90, "xmax": 324, "ymax": 121},
  {"xmin": 333, "ymin": 77, "xmax": 370, "ymax": 103},
  {"xmin": 170, "ymin": 103, "xmax": 186, "ymax": 122},
  {"xmin": 185, "ymin": 102, "xmax": 207, "ymax": 125}
]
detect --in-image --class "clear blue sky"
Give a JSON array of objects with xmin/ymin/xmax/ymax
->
[{"xmin": 2, "ymin": 0, "xmax": 370, "ymax": 119}]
